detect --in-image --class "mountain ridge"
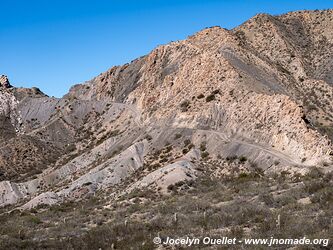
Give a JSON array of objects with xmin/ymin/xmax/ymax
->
[
  {"xmin": 1, "ymin": 9, "xmax": 333, "ymax": 249},
  {"xmin": 0, "ymin": 8, "xmax": 332, "ymax": 210}
]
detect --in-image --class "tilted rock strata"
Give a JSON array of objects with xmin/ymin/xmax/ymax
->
[{"xmin": 0, "ymin": 9, "xmax": 333, "ymax": 209}]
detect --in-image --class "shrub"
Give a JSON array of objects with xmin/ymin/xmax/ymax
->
[
  {"xmin": 25, "ymin": 215, "xmax": 42, "ymax": 225},
  {"xmin": 184, "ymin": 139, "xmax": 191, "ymax": 146},
  {"xmin": 201, "ymin": 151, "xmax": 209, "ymax": 159},
  {"xmin": 167, "ymin": 184, "xmax": 177, "ymax": 192},
  {"xmin": 200, "ymin": 142, "xmax": 207, "ymax": 151},
  {"xmin": 212, "ymin": 89, "xmax": 220, "ymax": 95},
  {"xmin": 205, "ymin": 94, "xmax": 215, "ymax": 102},
  {"xmin": 145, "ymin": 134, "xmax": 153, "ymax": 141},
  {"xmin": 238, "ymin": 172, "xmax": 249, "ymax": 179},
  {"xmin": 226, "ymin": 155, "xmax": 237, "ymax": 162},
  {"xmin": 180, "ymin": 100, "xmax": 190, "ymax": 112},
  {"xmin": 259, "ymin": 193, "xmax": 276, "ymax": 207},
  {"xmin": 110, "ymin": 129, "xmax": 120, "ymax": 137},
  {"xmin": 239, "ymin": 156, "xmax": 247, "ymax": 163},
  {"xmin": 182, "ymin": 148, "xmax": 189, "ymax": 154},
  {"xmin": 174, "ymin": 133, "xmax": 182, "ymax": 139},
  {"xmin": 310, "ymin": 186, "xmax": 333, "ymax": 207}
]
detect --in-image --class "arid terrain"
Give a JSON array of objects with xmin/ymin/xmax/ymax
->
[{"xmin": 0, "ymin": 9, "xmax": 332, "ymax": 249}]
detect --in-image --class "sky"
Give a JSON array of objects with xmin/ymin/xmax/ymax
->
[{"xmin": 1, "ymin": 0, "xmax": 333, "ymax": 97}]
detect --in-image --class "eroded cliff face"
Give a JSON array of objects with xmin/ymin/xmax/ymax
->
[
  {"xmin": 1, "ymin": 10, "xmax": 333, "ymax": 209},
  {"xmin": 0, "ymin": 75, "xmax": 12, "ymax": 88},
  {"xmin": 0, "ymin": 86, "xmax": 20, "ymax": 141}
]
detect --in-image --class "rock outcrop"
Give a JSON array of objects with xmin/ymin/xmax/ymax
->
[{"xmin": 0, "ymin": 75, "xmax": 12, "ymax": 88}]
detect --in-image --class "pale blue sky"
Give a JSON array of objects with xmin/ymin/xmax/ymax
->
[{"xmin": 1, "ymin": 0, "xmax": 332, "ymax": 97}]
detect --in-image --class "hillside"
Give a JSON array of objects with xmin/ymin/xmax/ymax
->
[{"xmin": 0, "ymin": 9, "xmax": 332, "ymax": 249}]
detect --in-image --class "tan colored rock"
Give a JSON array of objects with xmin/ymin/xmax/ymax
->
[{"xmin": 1, "ymin": 10, "xmax": 333, "ymax": 210}]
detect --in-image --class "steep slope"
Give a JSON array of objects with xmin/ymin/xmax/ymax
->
[
  {"xmin": 234, "ymin": 10, "xmax": 333, "ymax": 135},
  {"xmin": 0, "ymin": 9, "xmax": 332, "ymax": 212}
]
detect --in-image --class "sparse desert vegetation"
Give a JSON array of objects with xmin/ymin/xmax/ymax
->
[{"xmin": 0, "ymin": 164, "xmax": 331, "ymax": 249}]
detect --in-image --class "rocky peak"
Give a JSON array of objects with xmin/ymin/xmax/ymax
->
[{"xmin": 0, "ymin": 75, "xmax": 12, "ymax": 88}]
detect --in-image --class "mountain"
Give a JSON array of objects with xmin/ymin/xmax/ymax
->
[{"xmin": 0, "ymin": 10, "xmax": 332, "ymax": 249}]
